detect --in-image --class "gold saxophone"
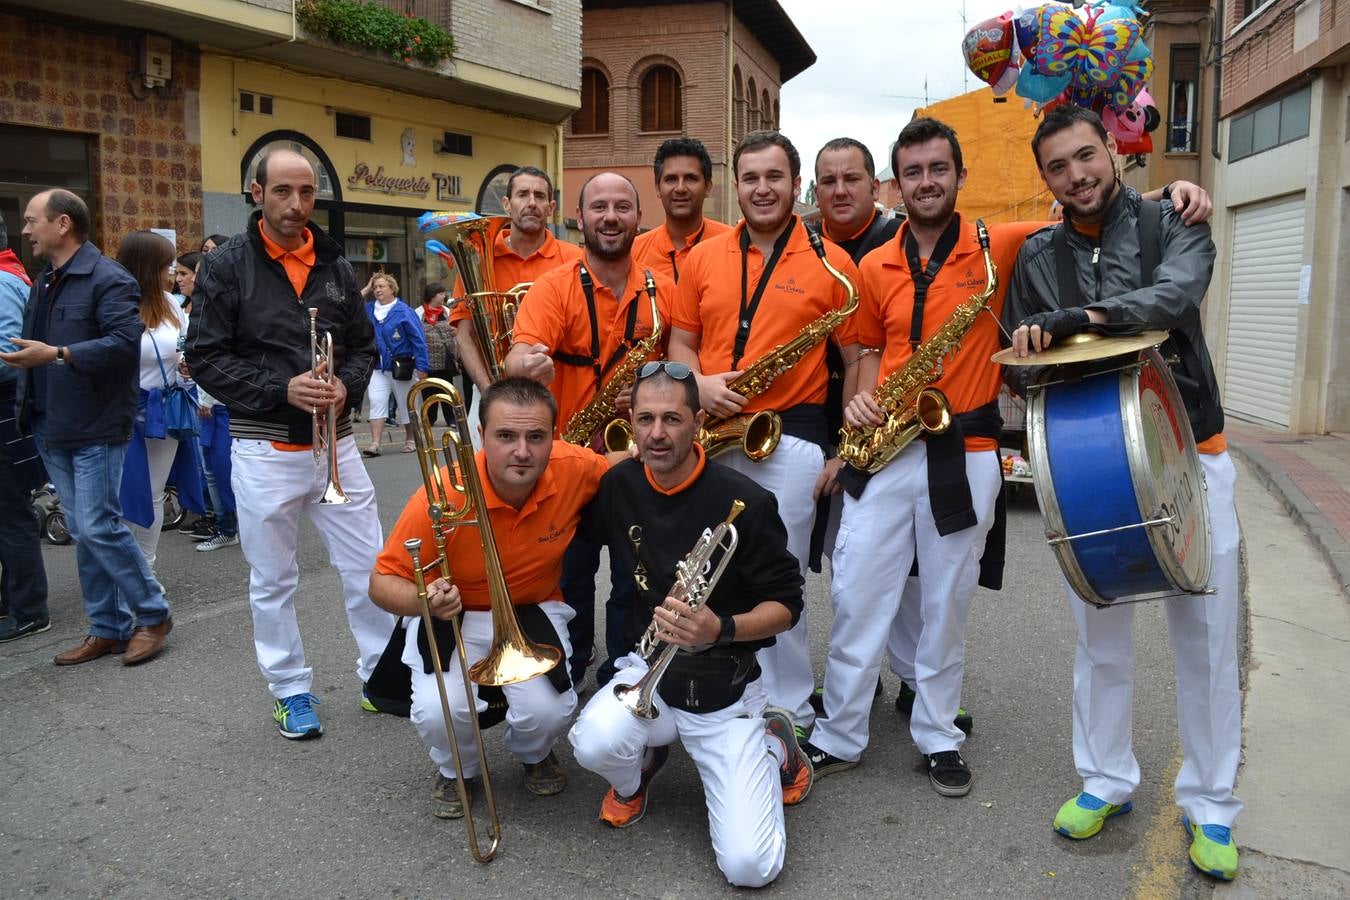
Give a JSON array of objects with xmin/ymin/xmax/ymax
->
[
  {"xmin": 698, "ymin": 227, "xmax": 859, "ymax": 459},
  {"xmin": 560, "ymin": 270, "xmax": 660, "ymax": 450},
  {"xmin": 837, "ymin": 219, "xmax": 998, "ymax": 474}
]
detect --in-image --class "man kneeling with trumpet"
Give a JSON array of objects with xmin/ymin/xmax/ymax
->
[
  {"xmin": 370, "ymin": 377, "xmax": 611, "ymax": 823},
  {"xmin": 568, "ymin": 361, "xmax": 813, "ymax": 888}
]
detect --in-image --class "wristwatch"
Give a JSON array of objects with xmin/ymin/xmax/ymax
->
[
  {"xmin": 54, "ymin": 346, "xmax": 66, "ymax": 366},
  {"xmin": 715, "ymin": 613, "xmax": 736, "ymax": 647}
]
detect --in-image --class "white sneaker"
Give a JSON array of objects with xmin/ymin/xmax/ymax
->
[{"xmin": 196, "ymin": 532, "xmax": 240, "ymax": 552}]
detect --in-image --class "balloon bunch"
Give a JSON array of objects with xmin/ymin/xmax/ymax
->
[{"xmin": 962, "ymin": 1, "xmax": 1160, "ymax": 153}]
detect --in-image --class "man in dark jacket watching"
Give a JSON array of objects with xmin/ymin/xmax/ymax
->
[
  {"xmin": 1, "ymin": 190, "xmax": 172, "ymax": 665},
  {"xmin": 187, "ymin": 148, "xmax": 395, "ymax": 740}
]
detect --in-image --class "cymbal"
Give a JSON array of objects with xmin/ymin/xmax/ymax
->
[{"xmin": 991, "ymin": 330, "xmax": 1170, "ymax": 366}]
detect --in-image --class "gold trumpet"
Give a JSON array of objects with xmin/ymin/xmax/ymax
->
[
  {"xmin": 308, "ymin": 308, "xmax": 348, "ymax": 505},
  {"xmin": 403, "ymin": 378, "xmax": 563, "ymax": 864}
]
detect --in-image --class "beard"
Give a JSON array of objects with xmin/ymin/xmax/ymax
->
[
  {"xmin": 902, "ymin": 189, "xmax": 957, "ymax": 230},
  {"xmin": 582, "ymin": 222, "xmax": 636, "ymax": 260},
  {"xmin": 1062, "ymin": 175, "xmax": 1120, "ymax": 222}
]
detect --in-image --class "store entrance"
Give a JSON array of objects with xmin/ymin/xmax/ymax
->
[
  {"xmin": 0, "ymin": 124, "xmax": 96, "ymax": 279},
  {"xmin": 343, "ymin": 209, "xmax": 419, "ymax": 302}
]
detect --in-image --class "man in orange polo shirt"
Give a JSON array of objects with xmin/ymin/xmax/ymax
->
[
  {"xmin": 631, "ymin": 138, "xmax": 732, "ymax": 285},
  {"xmin": 505, "ymin": 171, "xmax": 676, "ymax": 688},
  {"xmin": 451, "ymin": 166, "xmax": 583, "ymax": 444},
  {"xmin": 370, "ymin": 377, "xmax": 609, "ymax": 818},
  {"xmin": 669, "ymin": 130, "xmax": 863, "ymax": 730}
]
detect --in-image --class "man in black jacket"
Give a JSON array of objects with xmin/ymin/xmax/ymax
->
[
  {"xmin": 187, "ymin": 149, "xmax": 395, "ymax": 740},
  {"xmin": 1003, "ymin": 105, "xmax": 1242, "ymax": 881},
  {"xmin": 3, "ymin": 190, "xmax": 172, "ymax": 666}
]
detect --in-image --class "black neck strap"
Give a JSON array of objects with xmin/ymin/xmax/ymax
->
[
  {"xmin": 902, "ymin": 215, "xmax": 962, "ymax": 349},
  {"xmin": 734, "ymin": 216, "xmax": 796, "ymax": 368},
  {"xmin": 568, "ymin": 265, "xmax": 644, "ymax": 385},
  {"xmin": 667, "ymin": 221, "xmax": 706, "ymax": 284}
]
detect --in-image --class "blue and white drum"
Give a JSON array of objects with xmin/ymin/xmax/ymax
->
[{"xmin": 1027, "ymin": 347, "xmax": 1211, "ymax": 607}]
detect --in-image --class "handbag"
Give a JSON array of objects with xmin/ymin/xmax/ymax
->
[
  {"xmin": 148, "ymin": 333, "xmax": 200, "ymax": 441},
  {"xmin": 391, "ymin": 354, "xmax": 415, "ymax": 381}
]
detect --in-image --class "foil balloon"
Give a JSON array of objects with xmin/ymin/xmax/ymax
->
[
  {"xmin": 963, "ymin": 12, "xmax": 1017, "ymax": 93},
  {"xmin": 1104, "ymin": 87, "xmax": 1157, "ymax": 154}
]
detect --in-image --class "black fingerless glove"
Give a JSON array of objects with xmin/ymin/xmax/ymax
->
[{"xmin": 1019, "ymin": 307, "xmax": 1091, "ymax": 340}]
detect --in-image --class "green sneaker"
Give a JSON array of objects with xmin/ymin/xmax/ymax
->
[
  {"xmin": 360, "ymin": 686, "xmax": 378, "ymax": 714},
  {"xmin": 1053, "ymin": 791, "xmax": 1132, "ymax": 839},
  {"xmin": 1182, "ymin": 817, "xmax": 1238, "ymax": 881}
]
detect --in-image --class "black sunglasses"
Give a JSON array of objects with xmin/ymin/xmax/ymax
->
[{"xmin": 637, "ymin": 361, "xmax": 694, "ymax": 382}]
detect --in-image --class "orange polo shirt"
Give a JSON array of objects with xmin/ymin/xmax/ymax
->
[
  {"xmin": 672, "ymin": 219, "xmax": 861, "ymax": 414},
  {"xmin": 375, "ymin": 441, "xmax": 608, "ymax": 611},
  {"xmin": 511, "ymin": 258, "xmax": 676, "ymax": 430},
  {"xmin": 858, "ymin": 216, "xmax": 1042, "ymax": 452},
  {"xmin": 632, "ymin": 217, "xmax": 733, "ymax": 285},
  {"xmin": 449, "ymin": 228, "xmax": 583, "ymax": 325},
  {"xmin": 258, "ymin": 224, "xmax": 316, "ymax": 299}
]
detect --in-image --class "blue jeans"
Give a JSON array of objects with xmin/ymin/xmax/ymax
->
[
  {"xmin": 34, "ymin": 419, "xmax": 170, "ymax": 640},
  {"xmin": 194, "ymin": 439, "xmax": 237, "ymax": 536}
]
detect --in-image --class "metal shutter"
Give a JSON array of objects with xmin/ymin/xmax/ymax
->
[{"xmin": 1222, "ymin": 193, "xmax": 1304, "ymax": 428}]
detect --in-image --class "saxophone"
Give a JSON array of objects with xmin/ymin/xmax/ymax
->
[
  {"xmin": 560, "ymin": 270, "xmax": 661, "ymax": 450},
  {"xmin": 698, "ymin": 226, "xmax": 859, "ymax": 460},
  {"xmin": 837, "ymin": 219, "xmax": 998, "ymax": 474}
]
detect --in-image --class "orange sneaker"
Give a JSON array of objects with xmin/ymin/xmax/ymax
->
[
  {"xmin": 599, "ymin": 745, "xmax": 669, "ymax": 828},
  {"xmin": 764, "ymin": 706, "xmax": 814, "ymax": 806}
]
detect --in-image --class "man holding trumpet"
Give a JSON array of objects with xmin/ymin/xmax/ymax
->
[{"xmin": 369, "ymin": 377, "xmax": 610, "ymax": 818}]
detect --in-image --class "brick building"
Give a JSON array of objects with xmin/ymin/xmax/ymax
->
[{"xmin": 565, "ymin": 0, "xmax": 815, "ymax": 229}]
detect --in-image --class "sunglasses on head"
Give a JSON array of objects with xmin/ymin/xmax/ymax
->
[{"xmin": 637, "ymin": 361, "xmax": 694, "ymax": 382}]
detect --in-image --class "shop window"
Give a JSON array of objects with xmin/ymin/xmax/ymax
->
[
  {"xmin": 1167, "ymin": 46, "xmax": 1199, "ymax": 153},
  {"xmin": 640, "ymin": 66, "xmax": 682, "ymax": 133},
  {"xmin": 573, "ymin": 67, "xmax": 609, "ymax": 135},
  {"xmin": 437, "ymin": 131, "xmax": 473, "ymax": 156},
  {"xmin": 1229, "ymin": 85, "xmax": 1311, "ymax": 162},
  {"xmin": 336, "ymin": 112, "xmax": 372, "ymax": 141}
]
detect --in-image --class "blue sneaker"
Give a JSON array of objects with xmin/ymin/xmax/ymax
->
[{"xmin": 274, "ymin": 692, "xmax": 323, "ymax": 740}]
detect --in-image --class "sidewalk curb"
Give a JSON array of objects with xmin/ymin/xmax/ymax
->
[{"xmin": 1229, "ymin": 442, "xmax": 1350, "ymax": 600}]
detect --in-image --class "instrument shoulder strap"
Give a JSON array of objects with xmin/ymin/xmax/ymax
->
[
  {"xmin": 903, "ymin": 215, "xmax": 962, "ymax": 349},
  {"xmin": 1052, "ymin": 199, "xmax": 1164, "ymax": 307},
  {"xmin": 553, "ymin": 265, "xmax": 642, "ymax": 383},
  {"xmin": 732, "ymin": 216, "xmax": 796, "ymax": 368}
]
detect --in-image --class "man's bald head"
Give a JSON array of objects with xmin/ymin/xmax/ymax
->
[{"xmin": 255, "ymin": 148, "xmax": 315, "ymax": 190}]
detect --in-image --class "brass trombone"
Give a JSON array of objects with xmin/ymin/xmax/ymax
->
[
  {"xmin": 402, "ymin": 377, "xmax": 563, "ymax": 863},
  {"xmin": 308, "ymin": 308, "xmax": 349, "ymax": 504}
]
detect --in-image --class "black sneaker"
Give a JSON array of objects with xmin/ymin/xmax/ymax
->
[
  {"xmin": 0, "ymin": 615, "xmax": 52, "ymax": 643},
  {"xmin": 187, "ymin": 516, "xmax": 218, "ymax": 541},
  {"xmin": 926, "ymin": 750, "xmax": 972, "ymax": 797},
  {"xmin": 809, "ymin": 677, "xmax": 884, "ymax": 719},
  {"xmin": 800, "ymin": 739, "xmax": 857, "ymax": 779},
  {"xmin": 896, "ymin": 681, "xmax": 974, "ymax": 734}
]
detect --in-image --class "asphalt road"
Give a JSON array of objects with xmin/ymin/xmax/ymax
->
[{"xmin": 1, "ymin": 450, "xmax": 1220, "ymax": 898}]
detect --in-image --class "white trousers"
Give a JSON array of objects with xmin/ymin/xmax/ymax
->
[
  {"xmin": 719, "ymin": 434, "xmax": 824, "ymax": 726},
  {"xmin": 402, "ymin": 602, "xmax": 577, "ymax": 779},
  {"xmin": 884, "ymin": 578, "xmax": 924, "ymax": 683},
  {"xmin": 814, "ymin": 444, "xmax": 1000, "ymax": 759},
  {"xmin": 231, "ymin": 436, "xmax": 395, "ymax": 698},
  {"xmin": 1068, "ymin": 451, "xmax": 1243, "ymax": 828},
  {"xmin": 129, "ymin": 435, "xmax": 179, "ymax": 569},
  {"xmin": 569, "ymin": 655, "xmax": 786, "ymax": 888},
  {"xmin": 365, "ymin": 370, "xmax": 413, "ymax": 425}
]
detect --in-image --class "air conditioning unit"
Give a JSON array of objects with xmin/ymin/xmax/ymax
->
[{"xmin": 139, "ymin": 34, "xmax": 173, "ymax": 88}]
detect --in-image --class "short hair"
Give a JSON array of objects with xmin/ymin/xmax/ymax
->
[
  {"xmin": 815, "ymin": 137, "xmax": 876, "ymax": 179},
  {"xmin": 653, "ymin": 138, "xmax": 713, "ymax": 181},
  {"xmin": 42, "ymin": 189, "xmax": 91, "ymax": 241},
  {"xmin": 506, "ymin": 165, "xmax": 554, "ymax": 200},
  {"xmin": 422, "ymin": 282, "xmax": 446, "ymax": 303},
  {"xmin": 480, "ymin": 375, "xmax": 558, "ymax": 428},
  {"xmin": 891, "ymin": 118, "xmax": 964, "ymax": 180},
  {"xmin": 630, "ymin": 365, "xmax": 701, "ymax": 418},
  {"xmin": 177, "ymin": 250, "xmax": 201, "ymax": 273},
  {"xmin": 1031, "ymin": 104, "xmax": 1113, "ymax": 167},
  {"xmin": 371, "ymin": 272, "xmax": 400, "ymax": 296},
  {"xmin": 734, "ymin": 130, "xmax": 801, "ymax": 181},
  {"xmin": 201, "ymin": 234, "xmax": 229, "ymax": 253},
  {"xmin": 577, "ymin": 171, "xmax": 641, "ymax": 209}
]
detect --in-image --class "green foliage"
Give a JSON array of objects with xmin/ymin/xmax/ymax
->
[{"xmin": 297, "ymin": 0, "xmax": 454, "ymax": 67}]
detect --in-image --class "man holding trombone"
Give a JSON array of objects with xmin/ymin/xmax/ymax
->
[{"xmin": 370, "ymin": 377, "xmax": 610, "ymax": 820}]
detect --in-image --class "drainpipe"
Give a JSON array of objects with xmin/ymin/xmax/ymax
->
[
  {"xmin": 725, "ymin": 0, "xmax": 734, "ymax": 223},
  {"xmin": 1211, "ymin": 0, "xmax": 1223, "ymax": 160}
]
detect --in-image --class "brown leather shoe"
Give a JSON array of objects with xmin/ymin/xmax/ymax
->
[
  {"xmin": 54, "ymin": 635, "xmax": 128, "ymax": 666},
  {"xmin": 123, "ymin": 617, "xmax": 173, "ymax": 666}
]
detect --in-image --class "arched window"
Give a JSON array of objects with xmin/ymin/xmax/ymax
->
[
  {"xmin": 640, "ymin": 65, "xmax": 682, "ymax": 132},
  {"xmin": 773, "ymin": 98, "xmax": 781, "ymax": 132},
  {"xmin": 573, "ymin": 67, "xmax": 609, "ymax": 135},
  {"xmin": 733, "ymin": 66, "xmax": 745, "ymax": 140},
  {"xmin": 762, "ymin": 89, "xmax": 772, "ymax": 129},
  {"xmin": 747, "ymin": 77, "xmax": 760, "ymax": 131}
]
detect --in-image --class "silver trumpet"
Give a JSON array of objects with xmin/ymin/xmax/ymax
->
[
  {"xmin": 309, "ymin": 308, "xmax": 349, "ymax": 505},
  {"xmin": 615, "ymin": 500, "xmax": 745, "ymax": 719}
]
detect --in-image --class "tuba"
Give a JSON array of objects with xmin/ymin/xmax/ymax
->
[
  {"xmin": 698, "ymin": 226, "xmax": 858, "ymax": 460},
  {"xmin": 425, "ymin": 215, "xmax": 530, "ymax": 383},
  {"xmin": 615, "ymin": 500, "xmax": 744, "ymax": 719},
  {"xmin": 401, "ymin": 378, "xmax": 563, "ymax": 863},
  {"xmin": 308, "ymin": 308, "xmax": 348, "ymax": 504},
  {"xmin": 837, "ymin": 220, "xmax": 999, "ymax": 474}
]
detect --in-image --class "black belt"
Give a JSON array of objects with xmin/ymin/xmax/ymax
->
[{"xmin": 776, "ymin": 403, "xmax": 830, "ymax": 450}]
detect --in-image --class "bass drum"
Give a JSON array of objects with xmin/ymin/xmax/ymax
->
[{"xmin": 1027, "ymin": 347, "xmax": 1211, "ymax": 607}]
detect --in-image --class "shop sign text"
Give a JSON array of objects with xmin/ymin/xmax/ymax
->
[{"xmin": 347, "ymin": 163, "xmax": 464, "ymax": 202}]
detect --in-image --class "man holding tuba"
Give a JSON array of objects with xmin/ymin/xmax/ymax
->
[
  {"xmin": 568, "ymin": 362, "xmax": 811, "ymax": 889},
  {"xmin": 505, "ymin": 172, "xmax": 677, "ymax": 689},
  {"xmin": 667, "ymin": 130, "xmax": 864, "ymax": 732},
  {"xmin": 369, "ymin": 377, "xmax": 610, "ymax": 817}
]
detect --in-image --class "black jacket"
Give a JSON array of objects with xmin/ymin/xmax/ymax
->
[
  {"xmin": 1002, "ymin": 187, "xmax": 1224, "ymax": 443},
  {"xmin": 186, "ymin": 213, "xmax": 375, "ymax": 444},
  {"xmin": 17, "ymin": 241, "xmax": 142, "ymax": 449}
]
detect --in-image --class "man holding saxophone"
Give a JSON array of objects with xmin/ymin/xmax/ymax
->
[
  {"xmin": 370, "ymin": 377, "xmax": 609, "ymax": 818},
  {"xmin": 505, "ymin": 172, "xmax": 677, "ymax": 688},
  {"xmin": 668, "ymin": 130, "xmax": 863, "ymax": 731},
  {"xmin": 568, "ymin": 362, "xmax": 811, "ymax": 889}
]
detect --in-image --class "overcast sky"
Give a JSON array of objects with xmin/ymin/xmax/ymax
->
[{"xmin": 777, "ymin": 0, "xmax": 1021, "ymax": 181}]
